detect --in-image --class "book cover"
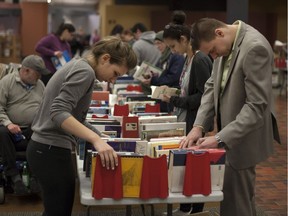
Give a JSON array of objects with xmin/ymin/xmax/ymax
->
[
  {"xmin": 51, "ymin": 50, "xmax": 71, "ymax": 70},
  {"xmin": 151, "ymin": 86, "xmax": 181, "ymax": 100},
  {"xmin": 121, "ymin": 155, "xmax": 143, "ymax": 198},
  {"xmin": 168, "ymin": 149, "xmax": 226, "ymax": 192},
  {"xmin": 140, "ymin": 122, "xmax": 186, "ymax": 135},
  {"xmin": 133, "ymin": 61, "xmax": 163, "ymax": 81},
  {"xmin": 140, "ymin": 155, "xmax": 169, "ymax": 199},
  {"xmin": 141, "ymin": 128, "xmax": 185, "ymax": 141},
  {"xmin": 107, "ymin": 141, "xmax": 137, "ymax": 152},
  {"xmin": 92, "ymin": 155, "xmax": 123, "ymax": 199},
  {"xmin": 90, "ymin": 152, "xmax": 97, "ymax": 193},
  {"xmin": 122, "ymin": 116, "xmax": 139, "ymax": 138},
  {"xmin": 148, "ymin": 141, "xmax": 180, "ymax": 157},
  {"xmin": 135, "ymin": 140, "xmax": 149, "ymax": 155}
]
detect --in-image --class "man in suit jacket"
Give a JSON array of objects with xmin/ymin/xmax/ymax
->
[{"xmin": 180, "ymin": 18, "xmax": 280, "ymax": 216}]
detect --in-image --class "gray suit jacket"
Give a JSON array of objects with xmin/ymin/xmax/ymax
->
[{"xmin": 194, "ymin": 21, "xmax": 277, "ymax": 169}]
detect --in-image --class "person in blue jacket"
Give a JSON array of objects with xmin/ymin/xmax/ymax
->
[{"xmin": 141, "ymin": 30, "xmax": 185, "ymax": 112}]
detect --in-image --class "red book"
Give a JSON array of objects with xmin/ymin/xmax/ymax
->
[
  {"xmin": 145, "ymin": 103, "xmax": 160, "ymax": 113},
  {"xmin": 183, "ymin": 151, "xmax": 211, "ymax": 196},
  {"xmin": 92, "ymin": 155, "xmax": 123, "ymax": 199},
  {"xmin": 140, "ymin": 155, "xmax": 169, "ymax": 199},
  {"xmin": 122, "ymin": 116, "xmax": 139, "ymax": 138},
  {"xmin": 113, "ymin": 104, "xmax": 129, "ymax": 116}
]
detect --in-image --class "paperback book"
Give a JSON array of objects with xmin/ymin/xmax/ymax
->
[
  {"xmin": 51, "ymin": 50, "xmax": 71, "ymax": 70},
  {"xmin": 133, "ymin": 61, "xmax": 163, "ymax": 81},
  {"xmin": 151, "ymin": 86, "xmax": 181, "ymax": 100}
]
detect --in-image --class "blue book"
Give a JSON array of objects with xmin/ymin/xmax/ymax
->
[{"xmin": 107, "ymin": 141, "xmax": 136, "ymax": 152}]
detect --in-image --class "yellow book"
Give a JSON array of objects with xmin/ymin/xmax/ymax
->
[
  {"xmin": 90, "ymin": 153, "xmax": 97, "ymax": 193},
  {"xmin": 121, "ymin": 156, "xmax": 143, "ymax": 198}
]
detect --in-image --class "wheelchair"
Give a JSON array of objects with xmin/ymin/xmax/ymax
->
[{"xmin": 0, "ymin": 133, "xmax": 29, "ymax": 204}]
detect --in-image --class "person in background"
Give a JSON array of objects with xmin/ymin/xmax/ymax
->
[
  {"xmin": 140, "ymin": 30, "xmax": 185, "ymax": 113},
  {"xmin": 89, "ymin": 29, "xmax": 101, "ymax": 46},
  {"xmin": 161, "ymin": 11, "xmax": 213, "ymax": 215},
  {"xmin": 180, "ymin": 18, "xmax": 280, "ymax": 216},
  {"xmin": 121, "ymin": 29, "xmax": 136, "ymax": 47},
  {"xmin": 0, "ymin": 55, "xmax": 49, "ymax": 195},
  {"xmin": 131, "ymin": 22, "xmax": 161, "ymax": 95},
  {"xmin": 70, "ymin": 27, "xmax": 90, "ymax": 57},
  {"xmin": 35, "ymin": 23, "xmax": 75, "ymax": 85},
  {"xmin": 26, "ymin": 36, "xmax": 137, "ymax": 216},
  {"xmin": 131, "ymin": 22, "xmax": 161, "ymax": 66},
  {"xmin": 110, "ymin": 24, "xmax": 124, "ymax": 37}
]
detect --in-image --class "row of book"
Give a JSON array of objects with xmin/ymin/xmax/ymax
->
[{"xmin": 81, "ymin": 148, "xmax": 225, "ymax": 199}]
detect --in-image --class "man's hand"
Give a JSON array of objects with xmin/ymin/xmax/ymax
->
[
  {"xmin": 7, "ymin": 123, "xmax": 21, "ymax": 134},
  {"xmin": 179, "ymin": 126, "xmax": 202, "ymax": 148},
  {"xmin": 193, "ymin": 136, "xmax": 218, "ymax": 149},
  {"xmin": 93, "ymin": 139, "xmax": 118, "ymax": 170}
]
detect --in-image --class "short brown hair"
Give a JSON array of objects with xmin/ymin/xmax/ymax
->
[
  {"xmin": 89, "ymin": 36, "xmax": 137, "ymax": 71},
  {"xmin": 191, "ymin": 18, "xmax": 226, "ymax": 50}
]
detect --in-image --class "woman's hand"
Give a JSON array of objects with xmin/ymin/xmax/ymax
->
[
  {"xmin": 161, "ymin": 94, "xmax": 171, "ymax": 102},
  {"xmin": 93, "ymin": 139, "xmax": 118, "ymax": 170}
]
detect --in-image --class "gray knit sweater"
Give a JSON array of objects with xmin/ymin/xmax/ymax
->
[{"xmin": 31, "ymin": 58, "xmax": 101, "ymax": 150}]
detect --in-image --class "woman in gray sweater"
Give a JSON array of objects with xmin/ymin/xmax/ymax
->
[{"xmin": 26, "ymin": 36, "xmax": 137, "ymax": 216}]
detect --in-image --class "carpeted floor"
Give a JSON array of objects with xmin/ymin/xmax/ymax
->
[{"xmin": 0, "ymin": 205, "xmax": 267, "ymax": 216}]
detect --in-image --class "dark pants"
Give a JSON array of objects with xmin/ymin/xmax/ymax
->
[
  {"xmin": 26, "ymin": 140, "xmax": 75, "ymax": 216},
  {"xmin": 180, "ymin": 203, "xmax": 204, "ymax": 213},
  {"xmin": 0, "ymin": 125, "xmax": 32, "ymax": 177}
]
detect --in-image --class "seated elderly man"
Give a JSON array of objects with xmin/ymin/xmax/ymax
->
[{"xmin": 0, "ymin": 55, "xmax": 49, "ymax": 195}]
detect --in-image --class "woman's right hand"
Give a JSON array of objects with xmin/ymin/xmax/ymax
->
[
  {"xmin": 54, "ymin": 51, "xmax": 63, "ymax": 58},
  {"xmin": 161, "ymin": 94, "xmax": 171, "ymax": 102},
  {"xmin": 93, "ymin": 139, "xmax": 118, "ymax": 170}
]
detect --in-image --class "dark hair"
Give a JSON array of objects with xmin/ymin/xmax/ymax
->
[
  {"xmin": 191, "ymin": 18, "xmax": 226, "ymax": 50},
  {"xmin": 131, "ymin": 23, "xmax": 147, "ymax": 33},
  {"xmin": 55, "ymin": 23, "xmax": 75, "ymax": 36},
  {"xmin": 171, "ymin": 10, "xmax": 187, "ymax": 25},
  {"xmin": 110, "ymin": 24, "xmax": 124, "ymax": 36},
  {"xmin": 89, "ymin": 36, "xmax": 137, "ymax": 71},
  {"xmin": 163, "ymin": 10, "xmax": 190, "ymax": 41}
]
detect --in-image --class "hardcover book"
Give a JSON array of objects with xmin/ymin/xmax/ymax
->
[
  {"xmin": 107, "ymin": 140, "xmax": 137, "ymax": 152},
  {"xmin": 168, "ymin": 149, "xmax": 226, "ymax": 192},
  {"xmin": 121, "ymin": 155, "xmax": 144, "ymax": 197}
]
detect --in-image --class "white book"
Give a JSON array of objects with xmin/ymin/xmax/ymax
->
[
  {"xmin": 151, "ymin": 86, "xmax": 180, "ymax": 100},
  {"xmin": 139, "ymin": 115, "xmax": 177, "ymax": 124},
  {"xmin": 140, "ymin": 122, "xmax": 186, "ymax": 135},
  {"xmin": 133, "ymin": 61, "xmax": 163, "ymax": 81}
]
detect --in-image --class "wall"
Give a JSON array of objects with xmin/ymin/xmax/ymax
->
[
  {"xmin": 99, "ymin": 0, "xmax": 168, "ymax": 37},
  {"xmin": 249, "ymin": 0, "xmax": 287, "ymax": 42},
  {"xmin": 99, "ymin": 0, "xmax": 286, "ymax": 45},
  {"xmin": 21, "ymin": 2, "xmax": 48, "ymax": 57}
]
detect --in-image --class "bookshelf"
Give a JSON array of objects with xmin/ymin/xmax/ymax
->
[{"xmin": 0, "ymin": 34, "xmax": 21, "ymax": 64}]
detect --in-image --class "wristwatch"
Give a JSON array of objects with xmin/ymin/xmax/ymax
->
[{"xmin": 215, "ymin": 135, "xmax": 226, "ymax": 148}]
